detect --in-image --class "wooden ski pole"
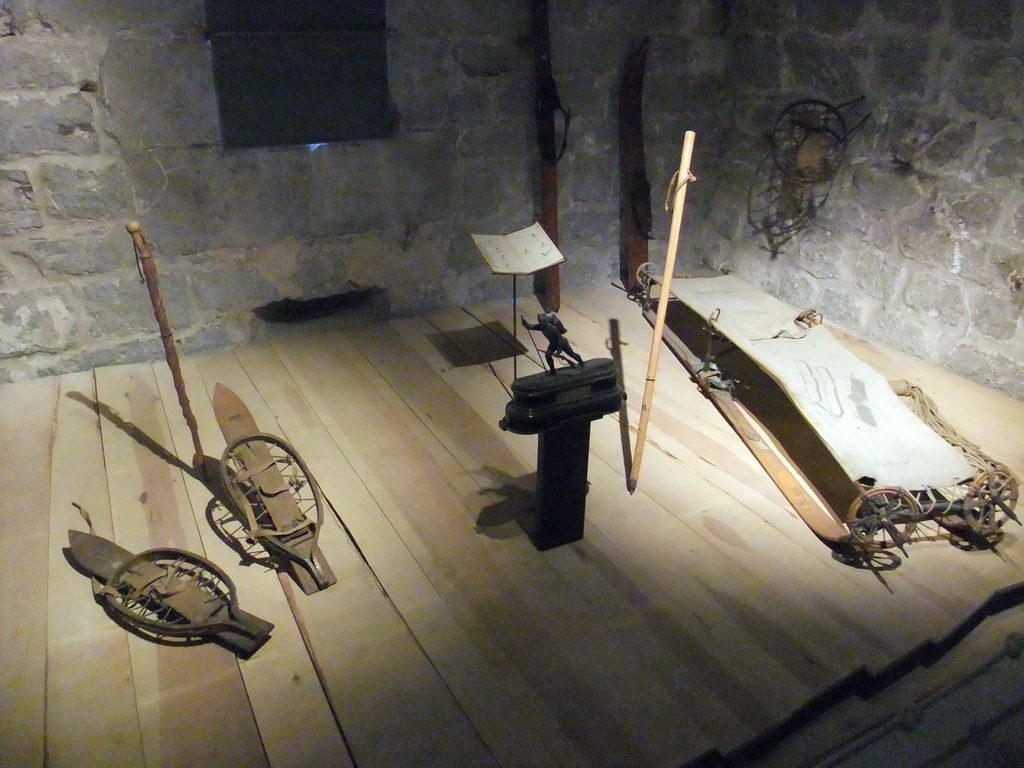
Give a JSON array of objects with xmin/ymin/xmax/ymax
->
[
  {"xmin": 627, "ymin": 131, "xmax": 696, "ymax": 494},
  {"xmin": 125, "ymin": 222, "xmax": 205, "ymax": 473}
]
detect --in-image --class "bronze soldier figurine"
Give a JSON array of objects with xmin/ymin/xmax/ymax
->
[{"xmin": 522, "ymin": 312, "xmax": 584, "ymax": 374}]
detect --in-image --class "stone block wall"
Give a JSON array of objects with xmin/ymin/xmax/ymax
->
[
  {"xmin": 684, "ymin": 0, "xmax": 1024, "ymax": 399},
  {"xmin": 0, "ymin": 0, "xmax": 665, "ymax": 382},
  {"xmin": 0, "ymin": 0, "xmax": 1022, "ymax": 400}
]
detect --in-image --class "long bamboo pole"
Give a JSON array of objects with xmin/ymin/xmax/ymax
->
[
  {"xmin": 125, "ymin": 222, "xmax": 205, "ymax": 474},
  {"xmin": 627, "ymin": 131, "xmax": 696, "ymax": 494}
]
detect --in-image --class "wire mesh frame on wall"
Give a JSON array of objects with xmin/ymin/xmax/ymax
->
[
  {"xmin": 747, "ymin": 97, "xmax": 869, "ymax": 258},
  {"xmin": 205, "ymin": 0, "xmax": 395, "ymax": 149}
]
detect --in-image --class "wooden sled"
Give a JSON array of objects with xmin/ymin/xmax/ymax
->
[
  {"xmin": 642, "ymin": 274, "xmax": 1019, "ymax": 565},
  {"xmin": 213, "ymin": 384, "xmax": 336, "ymax": 593}
]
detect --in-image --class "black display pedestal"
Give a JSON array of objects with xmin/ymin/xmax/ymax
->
[
  {"xmin": 498, "ymin": 358, "xmax": 624, "ymax": 552},
  {"xmin": 531, "ymin": 418, "xmax": 592, "ymax": 550}
]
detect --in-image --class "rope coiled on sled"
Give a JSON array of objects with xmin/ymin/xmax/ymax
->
[{"xmin": 889, "ymin": 379, "xmax": 995, "ymax": 475}]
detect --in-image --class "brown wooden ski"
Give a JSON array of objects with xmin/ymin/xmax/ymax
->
[
  {"xmin": 531, "ymin": 0, "xmax": 569, "ymax": 312},
  {"xmin": 619, "ymin": 37, "xmax": 653, "ymax": 292}
]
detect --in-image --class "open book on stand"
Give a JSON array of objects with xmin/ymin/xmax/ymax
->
[{"xmin": 471, "ymin": 222, "xmax": 565, "ymax": 275}]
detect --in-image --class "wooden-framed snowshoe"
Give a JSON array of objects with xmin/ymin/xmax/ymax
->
[
  {"xmin": 68, "ymin": 529, "xmax": 273, "ymax": 658},
  {"xmin": 213, "ymin": 384, "xmax": 336, "ymax": 594}
]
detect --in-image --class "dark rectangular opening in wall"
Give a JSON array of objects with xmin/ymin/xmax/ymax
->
[{"xmin": 205, "ymin": 0, "xmax": 393, "ymax": 149}]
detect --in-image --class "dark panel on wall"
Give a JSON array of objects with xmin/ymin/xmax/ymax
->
[
  {"xmin": 205, "ymin": 0, "xmax": 392, "ymax": 148},
  {"xmin": 205, "ymin": 0, "xmax": 386, "ymax": 33}
]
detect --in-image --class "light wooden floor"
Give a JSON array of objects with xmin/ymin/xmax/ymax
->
[{"xmin": 2, "ymin": 283, "xmax": 1023, "ymax": 768}]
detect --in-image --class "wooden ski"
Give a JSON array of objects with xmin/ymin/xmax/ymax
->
[
  {"xmin": 531, "ymin": 0, "xmax": 569, "ymax": 312},
  {"xmin": 619, "ymin": 37, "xmax": 653, "ymax": 292}
]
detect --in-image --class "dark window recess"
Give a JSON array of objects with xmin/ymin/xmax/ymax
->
[
  {"xmin": 205, "ymin": 0, "xmax": 385, "ymax": 32},
  {"xmin": 205, "ymin": 0, "xmax": 393, "ymax": 149}
]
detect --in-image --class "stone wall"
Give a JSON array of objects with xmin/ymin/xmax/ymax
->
[
  {"xmin": 0, "ymin": 0, "xmax": 1022, "ymax": 399},
  {"xmin": 0, "ymin": 0, "xmax": 530, "ymax": 381},
  {"xmin": 685, "ymin": 0, "xmax": 1024, "ymax": 399}
]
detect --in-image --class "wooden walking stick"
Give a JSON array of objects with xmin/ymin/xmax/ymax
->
[
  {"xmin": 627, "ymin": 131, "xmax": 696, "ymax": 494},
  {"xmin": 126, "ymin": 222, "xmax": 205, "ymax": 474}
]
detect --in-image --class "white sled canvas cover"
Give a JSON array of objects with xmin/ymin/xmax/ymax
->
[{"xmin": 672, "ymin": 275, "xmax": 974, "ymax": 491}]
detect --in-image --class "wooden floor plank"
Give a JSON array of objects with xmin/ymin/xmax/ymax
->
[
  {"xmin": 5, "ymin": 282, "xmax": 1022, "ymax": 768},
  {"xmin": 424, "ymin": 299, "xmax": 870, "ymax": 639},
  {"xmin": 194, "ymin": 346, "xmax": 500, "ymax": 768},
  {"xmin": 229, "ymin": 341, "xmax": 581, "ymax": 768},
  {"xmin": 0, "ymin": 377, "xmax": 57, "ymax": 768},
  {"xmin": 94, "ymin": 363, "xmax": 269, "ymax": 768},
  {"xmin": 399, "ymin": 309, "xmax": 824, "ymax": 727},
  {"xmin": 346, "ymin": 323, "xmax": 756, "ymax": 754},
  {"xmin": 374, "ymin": 317, "xmax": 806, "ymax": 753},
  {"xmin": 46, "ymin": 371, "xmax": 146, "ymax": 767},
  {"xmin": 272, "ymin": 329, "xmax": 720, "ymax": 767},
  {"xmin": 152, "ymin": 359, "xmax": 354, "ymax": 768}
]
